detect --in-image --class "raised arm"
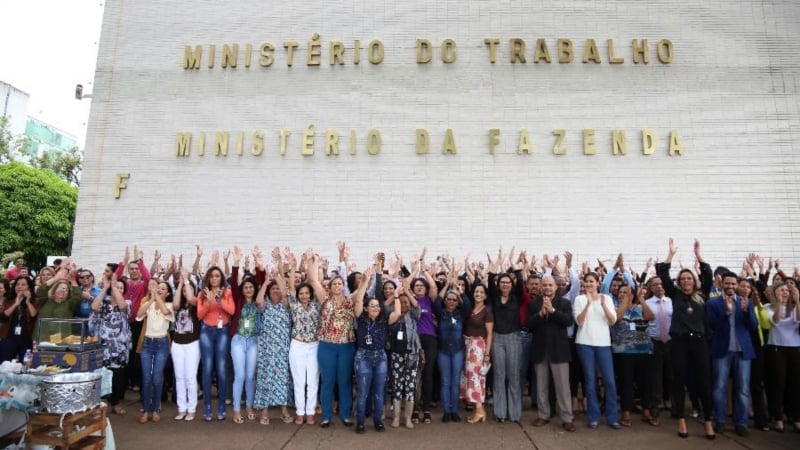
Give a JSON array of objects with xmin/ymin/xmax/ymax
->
[
  {"xmin": 351, "ymin": 266, "xmax": 374, "ymax": 318},
  {"xmin": 694, "ymin": 239, "xmax": 713, "ymax": 297},
  {"xmin": 387, "ymin": 296, "xmax": 402, "ymax": 324},
  {"xmin": 192, "ymin": 245, "xmax": 203, "ymax": 274},
  {"xmin": 306, "ymin": 253, "xmax": 328, "ymax": 303},
  {"xmin": 150, "ymin": 249, "xmax": 162, "ymax": 278},
  {"xmin": 231, "ymin": 254, "xmax": 244, "ymax": 312}
]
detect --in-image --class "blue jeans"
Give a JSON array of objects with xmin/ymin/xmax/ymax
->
[
  {"xmin": 712, "ymin": 351, "xmax": 751, "ymax": 427},
  {"xmin": 231, "ymin": 334, "xmax": 257, "ymax": 412},
  {"xmin": 577, "ymin": 344, "xmax": 619, "ymax": 425},
  {"xmin": 438, "ymin": 349, "xmax": 464, "ymax": 414},
  {"xmin": 354, "ymin": 349, "xmax": 387, "ymax": 424},
  {"xmin": 519, "ymin": 330, "xmax": 536, "ymax": 406},
  {"xmin": 140, "ymin": 336, "xmax": 169, "ymax": 413},
  {"xmin": 318, "ymin": 341, "xmax": 355, "ymax": 421},
  {"xmin": 200, "ymin": 324, "xmax": 231, "ymax": 414}
]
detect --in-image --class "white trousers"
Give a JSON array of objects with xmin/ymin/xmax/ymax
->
[
  {"xmin": 171, "ymin": 340, "xmax": 201, "ymax": 414},
  {"xmin": 289, "ymin": 339, "xmax": 320, "ymax": 415}
]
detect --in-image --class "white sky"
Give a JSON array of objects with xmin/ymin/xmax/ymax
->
[{"xmin": 0, "ymin": 1, "xmax": 105, "ymax": 147}]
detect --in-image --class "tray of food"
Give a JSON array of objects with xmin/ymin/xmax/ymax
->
[
  {"xmin": 27, "ymin": 365, "xmax": 71, "ymax": 376},
  {"xmin": 38, "ymin": 334, "xmax": 101, "ymax": 351}
]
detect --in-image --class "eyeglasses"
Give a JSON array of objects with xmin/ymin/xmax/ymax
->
[
  {"xmin": 499, "ymin": 281, "xmax": 512, "ymax": 285},
  {"xmin": 79, "ymin": 274, "xmax": 92, "ymax": 280},
  {"xmin": 55, "ymin": 287, "xmax": 70, "ymax": 293}
]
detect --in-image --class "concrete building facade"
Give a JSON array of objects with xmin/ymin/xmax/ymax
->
[{"xmin": 72, "ymin": 0, "xmax": 800, "ymax": 269}]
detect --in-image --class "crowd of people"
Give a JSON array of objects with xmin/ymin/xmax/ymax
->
[{"xmin": 1, "ymin": 238, "xmax": 799, "ymax": 439}]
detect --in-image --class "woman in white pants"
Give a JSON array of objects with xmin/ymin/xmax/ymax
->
[
  {"xmin": 171, "ymin": 272, "xmax": 201, "ymax": 421},
  {"xmin": 288, "ymin": 282, "xmax": 321, "ymax": 424}
]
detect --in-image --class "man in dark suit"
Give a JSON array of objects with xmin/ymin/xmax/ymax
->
[
  {"xmin": 528, "ymin": 276, "xmax": 576, "ymax": 432},
  {"xmin": 707, "ymin": 272, "xmax": 757, "ymax": 437}
]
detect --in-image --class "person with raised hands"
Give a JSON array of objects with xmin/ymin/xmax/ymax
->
[
  {"xmin": 90, "ymin": 267, "xmax": 131, "ymax": 416},
  {"xmin": 486, "ymin": 247, "xmax": 523, "ymax": 424},
  {"xmin": 656, "ymin": 238, "xmax": 716, "ymax": 440},
  {"xmin": 353, "ymin": 265, "xmax": 398, "ymax": 434},
  {"xmin": 115, "ymin": 245, "xmax": 152, "ymax": 393},
  {"xmin": 612, "ymin": 282, "xmax": 658, "ymax": 428},
  {"xmin": 170, "ymin": 267, "xmax": 201, "ymax": 422},
  {"xmin": 287, "ymin": 249, "xmax": 321, "ymax": 425},
  {"xmin": 229, "ymin": 246, "xmax": 261, "ymax": 425},
  {"xmin": 406, "ymin": 247, "xmax": 439, "ymax": 425},
  {"xmin": 434, "ymin": 269, "xmax": 471, "ymax": 424},
  {"xmin": 253, "ymin": 247, "xmax": 293, "ymax": 425},
  {"xmin": 386, "ymin": 280, "xmax": 421, "ymax": 429},
  {"xmin": 308, "ymin": 247, "xmax": 358, "ymax": 428},
  {"xmin": 764, "ymin": 281, "xmax": 800, "ymax": 432}
]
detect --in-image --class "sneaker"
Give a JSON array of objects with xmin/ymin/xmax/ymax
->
[
  {"xmin": 356, "ymin": 422, "xmax": 365, "ymax": 434},
  {"xmin": 588, "ymin": 421, "xmax": 599, "ymax": 429},
  {"xmin": 609, "ymin": 422, "xmax": 622, "ymax": 430},
  {"xmin": 735, "ymin": 425, "xmax": 749, "ymax": 437}
]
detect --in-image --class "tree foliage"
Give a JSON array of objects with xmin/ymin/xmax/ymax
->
[
  {"xmin": 31, "ymin": 145, "xmax": 83, "ymax": 187},
  {"xmin": 0, "ymin": 162, "xmax": 77, "ymax": 269},
  {"xmin": 0, "ymin": 116, "xmax": 83, "ymax": 186}
]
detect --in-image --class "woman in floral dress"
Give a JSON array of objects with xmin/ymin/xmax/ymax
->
[
  {"xmin": 253, "ymin": 249, "xmax": 293, "ymax": 424},
  {"xmin": 91, "ymin": 269, "xmax": 131, "ymax": 415}
]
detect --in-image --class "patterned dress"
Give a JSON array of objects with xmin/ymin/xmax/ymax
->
[
  {"xmin": 460, "ymin": 306, "xmax": 493, "ymax": 403},
  {"xmin": 254, "ymin": 300, "xmax": 293, "ymax": 408},
  {"xmin": 90, "ymin": 297, "xmax": 132, "ymax": 369}
]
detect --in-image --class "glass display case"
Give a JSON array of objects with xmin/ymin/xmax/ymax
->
[{"xmin": 35, "ymin": 318, "xmax": 101, "ymax": 352}]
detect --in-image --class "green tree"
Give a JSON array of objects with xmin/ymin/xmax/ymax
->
[
  {"xmin": 0, "ymin": 161, "xmax": 77, "ymax": 269},
  {"xmin": 0, "ymin": 116, "xmax": 17, "ymax": 163},
  {"xmin": 31, "ymin": 145, "xmax": 83, "ymax": 187},
  {"xmin": 0, "ymin": 116, "xmax": 83, "ymax": 186}
]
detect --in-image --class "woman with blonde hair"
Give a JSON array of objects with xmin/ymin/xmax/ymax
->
[
  {"xmin": 764, "ymin": 281, "xmax": 800, "ymax": 432},
  {"xmin": 656, "ymin": 238, "xmax": 715, "ymax": 440}
]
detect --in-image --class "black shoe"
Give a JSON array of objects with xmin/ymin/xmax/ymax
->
[
  {"xmin": 356, "ymin": 422, "xmax": 365, "ymax": 434},
  {"xmin": 735, "ymin": 426, "xmax": 749, "ymax": 437},
  {"xmin": 677, "ymin": 431, "xmax": 688, "ymax": 439},
  {"xmin": 343, "ymin": 418, "xmax": 354, "ymax": 427},
  {"xmin": 451, "ymin": 413, "xmax": 461, "ymax": 423},
  {"xmin": 494, "ymin": 417, "xmax": 506, "ymax": 423},
  {"xmin": 320, "ymin": 420, "xmax": 331, "ymax": 428},
  {"xmin": 443, "ymin": 413, "xmax": 451, "ymax": 423},
  {"xmin": 375, "ymin": 421, "xmax": 385, "ymax": 432},
  {"xmin": 714, "ymin": 422, "xmax": 725, "ymax": 434}
]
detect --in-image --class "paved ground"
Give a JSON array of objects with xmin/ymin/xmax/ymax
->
[{"xmin": 107, "ymin": 396, "xmax": 799, "ymax": 450}]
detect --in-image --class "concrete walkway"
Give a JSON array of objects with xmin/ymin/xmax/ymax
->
[{"xmin": 108, "ymin": 397, "xmax": 799, "ymax": 450}]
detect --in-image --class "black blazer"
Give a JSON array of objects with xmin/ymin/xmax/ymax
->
[{"xmin": 526, "ymin": 296, "xmax": 574, "ymax": 364}]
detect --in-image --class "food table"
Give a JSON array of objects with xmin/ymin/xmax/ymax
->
[{"xmin": 0, "ymin": 368, "xmax": 113, "ymax": 449}]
